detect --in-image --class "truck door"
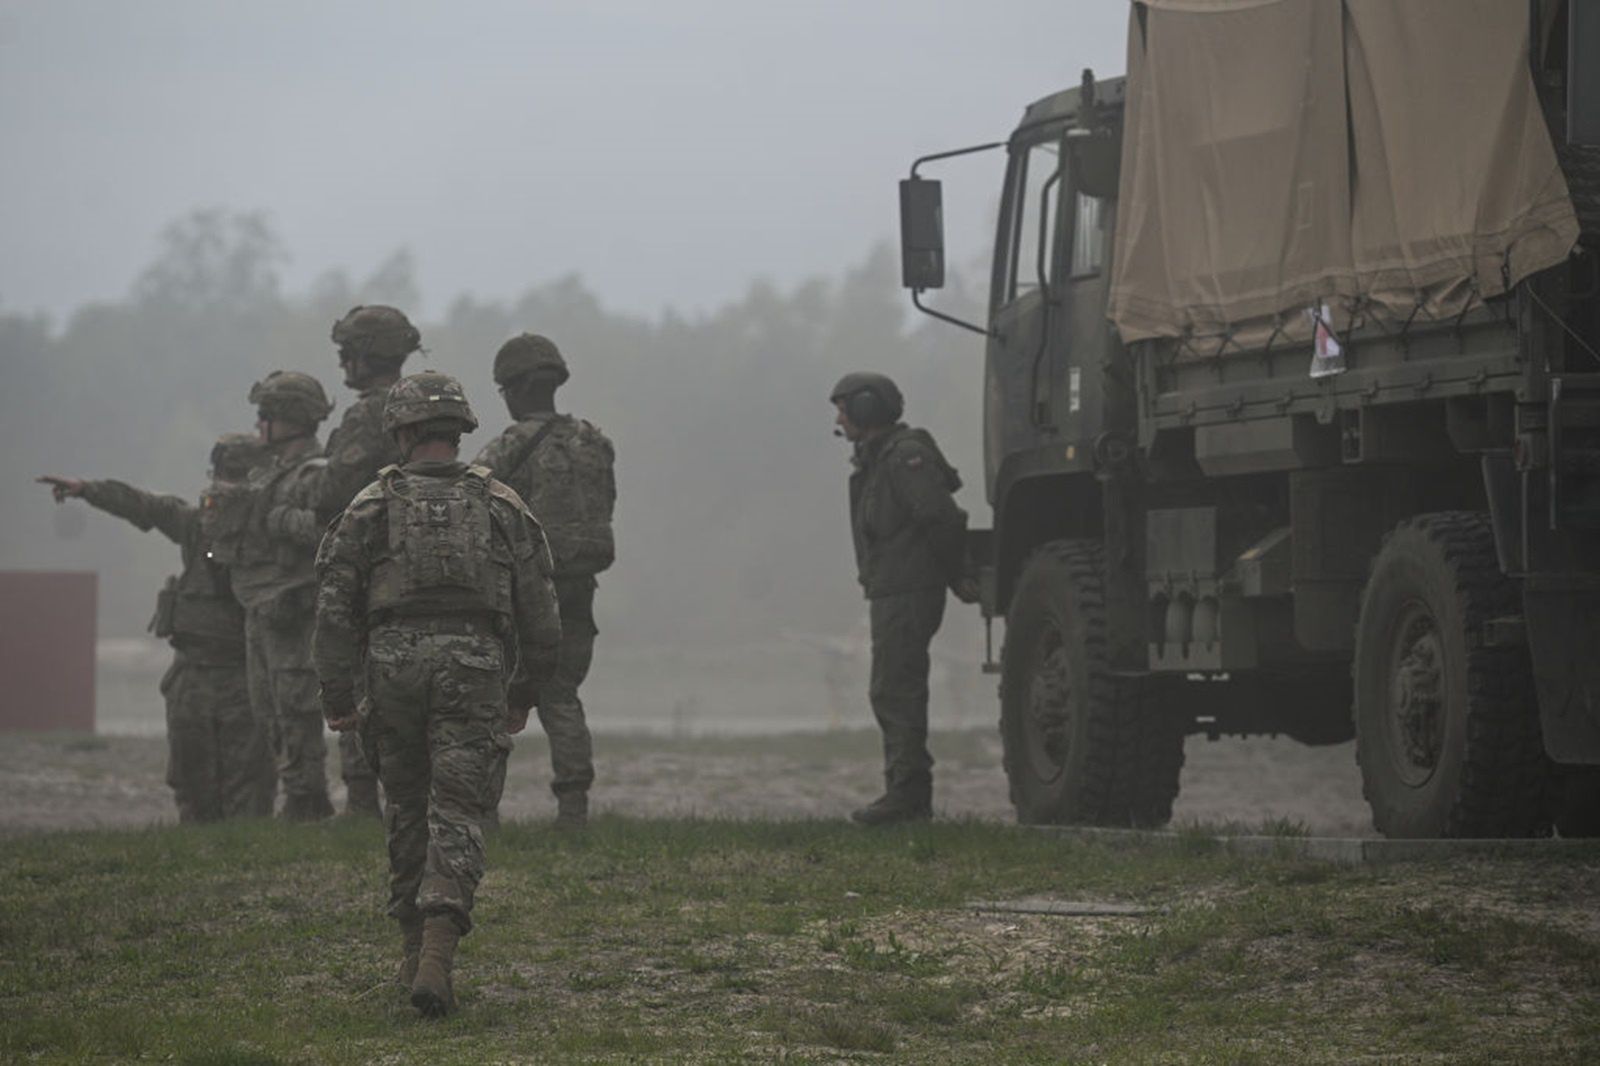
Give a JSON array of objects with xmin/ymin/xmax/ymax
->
[{"xmin": 986, "ymin": 132, "xmax": 1067, "ymax": 499}]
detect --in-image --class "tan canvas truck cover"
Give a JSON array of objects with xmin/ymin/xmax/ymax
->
[{"xmin": 1108, "ymin": 0, "xmax": 1580, "ymax": 347}]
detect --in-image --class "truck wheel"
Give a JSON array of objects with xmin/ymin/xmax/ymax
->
[
  {"xmin": 1353, "ymin": 512, "xmax": 1549, "ymax": 838},
  {"xmin": 1000, "ymin": 539, "xmax": 1185, "ymax": 827}
]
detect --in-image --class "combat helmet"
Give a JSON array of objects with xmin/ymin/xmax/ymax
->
[
  {"xmin": 493, "ymin": 333, "xmax": 569, "ymax": 386},
  {"xmin": 249, "ymin": 370, "xmax": 334, "ymax": 426},
  {"xmin": 829, "ymin": 371, "xmax": 904, "ymax": 428},
  {"xmin": 331, "ymin": 305, "xmax": 422, "ymax": 361},
  {"xmin": 383, "ymin": 371, "xmax": 480, "ymax": 435},
  {"xmin": 210, "ymin": 433, "xmax": 268, "ymax": 481}
]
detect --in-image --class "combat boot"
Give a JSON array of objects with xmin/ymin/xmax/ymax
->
[
  {"xmin": 410, "ymin": 916, "xmax": 461, "ymax": 1017},
  {"xmin": 850, "ymin": 779, "xmax": 932, "ymax": 826},
  {"xmin": 345, "ymin": 778, "xmax": 381, "ymax": 819},
  {"xmin": 280, "ymin": 791, "xmax": 334, "ymax": 822},
  {"xmin": 554, "ymin": 791, "xmax": 588, "ymax": 830},
  {"xmin": 397, "ymin": 915, "xmax": 424, "ymax": 988}
]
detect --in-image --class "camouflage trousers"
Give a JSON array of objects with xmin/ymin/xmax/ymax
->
[
  {"xmin": 868, "ymin": 587, "xmax": 947, "ymax": 795},
  {"xmin": 161, "ymin": 651, "xmax": 275, "ymax": 823},
  {"xmin": 245, "ymin": 601, "xmax": 331, "ymax": 816},
  {"xmin": 485, "ymin": 576, "xmax": 597, "ymax": 816},
  {"xmin": 362, "ymin": 622, "xmax": 505, "ymax": 935}
]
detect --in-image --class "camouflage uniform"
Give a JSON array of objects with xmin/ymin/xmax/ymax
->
[
  {"xmin": 211, "ymin": 372, "xmax": 337, "ymax": 820},
  {"xmin": 308, "ymin": 386, "xmax": 400, "ymax": 813},
  {"xmin": 308, "ymin": 304, "xmax": 421, "ymax": 816},
  {"xmin": 315, "ymin": 373, "xmax": 559, "ymax": 1016},
  {"xmin": 78, "ymin": 476, "xmax": 274, "ymax": 822},
  {"xmin": 836, "ymin": 373, "xmax": 967, "ymax": 821},
  {"xmin": 475, "ymin": 412, "xmax": 615, "ymax": 812}
]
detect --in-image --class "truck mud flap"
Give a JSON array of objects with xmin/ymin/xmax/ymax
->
[{"xmin": 1524, "ymin": 586, "xmax": 1600, "ymax": 764}]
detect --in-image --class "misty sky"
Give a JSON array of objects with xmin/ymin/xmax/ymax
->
[{"xmin": 0, "ymin": 1, "xmax": 1127, "ymax": 321}]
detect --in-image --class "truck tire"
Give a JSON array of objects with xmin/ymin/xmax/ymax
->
[
  {"xmin": 1353, "ymin": 512, "xmax": 1549, "ymax": 838},
  {"xmin": 999, "ymin": 539, "xmax": 1185, "ymax": 827}
]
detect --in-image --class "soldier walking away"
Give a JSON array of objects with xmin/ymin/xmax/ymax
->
[
  {"xmin": 36, "ymin": 434, "xmax": 276, "ymax": 822},
  {"xmin": 308, "ymin": 304, "xmax": 424, "ymax": 818},
  {"xmin": 830, "ymin": 372, "xmax": 974, "ymax": 826},
  {"xmin": 314, "ymin": 371, "xmax": 561, "ymax": 1017},
  {"xmin": 475, "ymin": 333, "xmax": 616, "ymax": 829},
  {"xmin": 209, "ymin": 370, "xmax": 338, "ymax": 821}
]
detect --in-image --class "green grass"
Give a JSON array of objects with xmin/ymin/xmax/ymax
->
[{"xmin": 2, "ymin": 817, "xmax": 1598, "ymax": 1063}]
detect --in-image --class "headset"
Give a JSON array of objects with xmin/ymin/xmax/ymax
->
[{"xmin": 844, "ymin": 387, "xmax": 898, "ymax": 429}]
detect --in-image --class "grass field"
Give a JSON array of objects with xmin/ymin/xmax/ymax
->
[{"xmin": 3, "ymin": 816, "xmax": 1599, "ymax": 1064}]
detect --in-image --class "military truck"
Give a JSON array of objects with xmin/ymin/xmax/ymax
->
[{"xmin": 899, "ymin": 0, "xmax": 1600, "ymax": 837}]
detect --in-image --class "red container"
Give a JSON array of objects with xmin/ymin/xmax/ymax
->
[{"xmin": 0, "ymin": 571, "xmax": 97, "ymax": 732}]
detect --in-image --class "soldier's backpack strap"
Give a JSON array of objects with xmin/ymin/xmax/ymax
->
[
  {"xmin": 379, "ymin": 465, "xmax": 409, "ymax": 556},
  {"xmin": 497, "ymin": 416, "xmax": 565, "ymax": 477}
]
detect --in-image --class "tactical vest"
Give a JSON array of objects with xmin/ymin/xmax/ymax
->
[
  {"xmin": 202, "ymin": 457, "xmax": 317, "ymax": 569},
  {"xmin": 200, "ymin": 481, "xmax": 256, "ymax": 567},
  {"xmin": 149, "ymin": 555, "xmax": 245, "ymax": 653},
  {"xmin": 366, "ymin": 465, "xmax": 512, "ymax": 620}
]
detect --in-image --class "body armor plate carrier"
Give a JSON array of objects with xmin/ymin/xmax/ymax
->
[{"xmin": 367, "ymin": 465, "xmax": 511, "ymax": 620}]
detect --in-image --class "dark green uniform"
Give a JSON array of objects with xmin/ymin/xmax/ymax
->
[
  {"xmin": 80, "ymin": 479, "xmax": 274, "ymax": 822},
  {"xmin": 313, "ymin": 460, "xmax": 561, "ymax": 935},
  {"xmin": 847, "ymin": 424, "xmax": 967, "ymax": 808},
  {"xmin": 474, "ymin": 413, "xmax": 615, "ymax": 812}
]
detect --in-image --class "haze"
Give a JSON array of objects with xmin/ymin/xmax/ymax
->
[
  {"xmin": 0, "ymin": 0, "xmax": 1126, "ymax": 322},
  {"xmin": 1, "ymin": 1, "xmax": 1127, "ymax": 734}
]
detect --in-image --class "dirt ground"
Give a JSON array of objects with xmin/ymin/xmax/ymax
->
[{"xmin": 0, "ymin": 726, "xmax": 1375, "ymax": 836}]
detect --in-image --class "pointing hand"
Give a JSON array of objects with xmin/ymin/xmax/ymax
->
[{"xmin": 37, "ymin": 476, "xmax": 85, "ymax": 502}]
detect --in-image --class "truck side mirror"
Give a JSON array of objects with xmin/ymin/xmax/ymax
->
[{"xmin": 899, "ymin": 177, "xmax": 946, "ymax": 291}]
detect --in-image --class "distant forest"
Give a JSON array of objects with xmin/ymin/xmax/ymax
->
[{"xmin": 1, "ymin": 209, "xmax": 990, "ymax": 646}]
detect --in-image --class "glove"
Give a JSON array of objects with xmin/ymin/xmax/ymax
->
[
  {"xmin": 505, "ymin": 704, "xmax": 532, "ymax": 736},
  {"xmin": 321, "ymin": 684, "xmax": 360, "ymax": 733}
]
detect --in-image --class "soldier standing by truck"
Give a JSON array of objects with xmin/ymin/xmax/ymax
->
[
  {"xmin": 305, "ymin": 304, "xmax": 423, "ymax": 818},
  {"xmin": 313, "ymin": 371, "xmax": 561, "ymax": 1017},
  {"xmin": 36, "ymin": 434, "xmax": 275, "ymax": 822},
  {"xmin": 830, "ymin": 371, "xmax": 972, "ymax": 825},
  {"xmin": 475, "ymin": 333, "xmax": 616, "ymax": 829},
  {"xmin": 210, "ymin": 370, "xmax": 337, "ymax": 821}
]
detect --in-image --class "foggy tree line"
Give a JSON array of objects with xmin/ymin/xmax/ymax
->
[{"xmin": 0, "ymin": 209, "xmax": 989, "ymax": 648}]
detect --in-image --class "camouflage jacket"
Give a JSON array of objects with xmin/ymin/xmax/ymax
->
[
  {"xmin": 474, "ymin": 413, "xmax": 616, "ymax": 579},
  {"xmin": 847, "ymin": 424, "xmax": 967, "ymax": 599},
  {"xmin": 210, "ymin": 437, "xmax": 327, "ymax": 611},
  {"xmin": 312, "ymin": 459, "xmax": 562, "ymax": 704},
  {"xmin": 80, "ymin": 479, "xmax": 244, "ymax": 661},
  {"xmin": 305, "ymin": 386, "xmax": 400, "ymax": 521}
]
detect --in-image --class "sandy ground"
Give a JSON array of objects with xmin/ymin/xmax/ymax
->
[
  {"xmin": 0, "ymin": 727, "xmax": 1374, "ymax": 837},
  {"xmin": 1, "ymin": 635, "xmax": 1375, "ymax": 835}
]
